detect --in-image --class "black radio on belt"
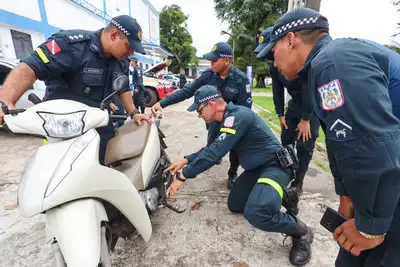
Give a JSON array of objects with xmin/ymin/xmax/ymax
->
[{"xmin": 276, "ymin": 144, "xmax": 299, "ymax": 170}]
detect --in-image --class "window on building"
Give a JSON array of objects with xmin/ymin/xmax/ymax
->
[
  {"xmin": 146, "ymin": 64, "xmax": 149, "ymax": 70},
  {"xmin": 191, "ymin": 68, "xmax": 197, "ymax": 77},
  {"xmin": 140, "ymin": 62, "xmax": 144, "ymax": 69},
  {"xmin": 10, "ymin": 30, "xmax": 33, "ymax": 59}
]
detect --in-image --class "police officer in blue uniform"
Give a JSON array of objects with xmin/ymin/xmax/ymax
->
[
  {"xmin": 151, "ymin": 42, "xmax": 252, "ymax": 189},
  {"xmin": 130, "ymin": 56, "xmax": 145, "ymax": 113},
  {"xmin": 258, "ymin": 7, "xmax": 400, "ymax": 267},
  {"xmin": 255, "ymin": 27, "xmax": 321, "ymax": 201},
  {"xmin": 165, "ymin": 85, "xmax": 313, "ymax": 266},
  {"xmin": 0, "ymin": 15, "xmax": 150, "ymax": 165}
]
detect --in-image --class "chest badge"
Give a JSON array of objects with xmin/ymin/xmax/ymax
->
[
  {"xmin": 318, "ymin": 79, "xmax": 345, "ymax": 111},
  {"xmin": 84, "ymin": 87, "xmax": 91, "ymax": 94}
]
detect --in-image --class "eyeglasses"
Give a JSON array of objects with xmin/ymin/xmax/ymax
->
[{"xmin": 197, "ymin": 103, "xmax": 208, "ymax": 115}]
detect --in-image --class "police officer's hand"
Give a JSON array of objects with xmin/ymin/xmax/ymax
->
[
  {"xmin": 0, "ymin": 100, "xmax": 14, "ymax": 125},
  {"xmin": 296, "ymin": 120, "xmax": 311, "ymax": 142},
  {"xmin": 151, "ymin": 102, "xmax": 162, "ymax": 115},
  {"xmin": 279, "ymin": 116, "xmax": 288, "ymax": 131},
  {"xmin": 109, "ymin": 103, "xmax": 119, "ymax": 112},
  {"xmin": 132, "ymin": 114, "xmax": 152, "ymax": 126},
  {"xmin": 338, "ymin": 196, "xmax": 355, "ymax": 219},
  {"xmin": 334, "ymin": 219, "xmax": 385, "ymax": 256},
  {"xmin": 166, "ymin": 172, "xmax": 186, "ymax": 198},
  {"xmin": 164, "ymin": 159, "xmax": 188, "ymax": 175}
]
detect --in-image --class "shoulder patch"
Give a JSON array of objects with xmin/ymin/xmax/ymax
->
[
  {"xmin": 224, "ymin": 116, "xmax": 235, "ymax": 127},
  {"xmin": 317, "ymin": 79, "xmax": 345, "ymax": 111}
]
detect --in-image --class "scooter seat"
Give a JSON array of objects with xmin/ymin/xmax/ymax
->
[{"xmin": 104, "ymin": 120, "xmax": 151, "ymax": 166}]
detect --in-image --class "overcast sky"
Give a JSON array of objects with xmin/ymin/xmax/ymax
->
[{"xmin": 151, "ymin": 0, "xmax": 400, "ymax": 56}]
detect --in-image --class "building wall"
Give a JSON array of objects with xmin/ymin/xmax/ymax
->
[{"xmin": 0, "ymin": 0, "xmax": 160, "ymax": 65}]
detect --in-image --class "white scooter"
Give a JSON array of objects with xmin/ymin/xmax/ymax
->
[{"xmin": 1, "ymin": 76, "xmax": 184, "ymax": 267}]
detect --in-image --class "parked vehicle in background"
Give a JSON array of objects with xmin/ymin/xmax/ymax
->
[
  {"xmin": 143, "ymin": 60, "xmax": 177, "ymax": 107},
  {"xmin": 0, "ymin": 59, "xmax": 46, "ymax": 109}
]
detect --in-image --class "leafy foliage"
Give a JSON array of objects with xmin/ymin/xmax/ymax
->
[
  {"xmin": 214, "ymin": 0, "xmax": 288, "ymax": 87},
  {"xmin": 160, "ymin": 5, "xmax": 198, "ymax": 73}
]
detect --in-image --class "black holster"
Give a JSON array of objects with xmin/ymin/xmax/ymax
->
[{"xmin": 276, "ymin": 144, "xmax": 299, "ymax": 171}]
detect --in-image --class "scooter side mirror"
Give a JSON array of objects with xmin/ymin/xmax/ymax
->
[{"xmin": 100, "ymin": 75, "xmax": 129, "ymax": 110}]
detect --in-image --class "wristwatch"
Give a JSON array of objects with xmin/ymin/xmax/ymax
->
[
  {"xmin": 175, "ymin": 172, "xmax": 187, "ymax": 182},
  {"xmin": 359, "ymin": 231, "xmax": 386, "ymax": 239},
  {"xmin": 129, "ymin": 109, "xmax": 140, "ymax": 118}
]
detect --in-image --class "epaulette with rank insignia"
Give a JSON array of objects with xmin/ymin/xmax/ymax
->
[{"xmin": 65, "ymin": 32, "xmax": 91, "ymax": 43}]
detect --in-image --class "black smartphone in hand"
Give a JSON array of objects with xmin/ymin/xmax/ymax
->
[{"xmin": 320, "ymin": 207, "xmax": 349, "ymax": 233}]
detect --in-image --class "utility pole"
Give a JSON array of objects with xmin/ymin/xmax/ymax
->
[
  {"xmin": 221, "ymin": 30, "xmax": 235, "ymax": 63},
  {"xmin": 306, "ymin": 0, "xmax": 321, "ymax": 11}
]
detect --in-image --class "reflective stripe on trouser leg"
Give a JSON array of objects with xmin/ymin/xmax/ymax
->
[{"xmin": 257, "ymin": 178, "xmax": 283, "ymax": 198}]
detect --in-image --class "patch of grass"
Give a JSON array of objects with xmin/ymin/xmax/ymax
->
[
  {"xmin": 314, "ymin": 159, "xmax": 331, "ymax": 173},
  {"xmin": 252, "ymin": 86, "xmax": 272, "ymax": 92},
  {"xmin": 253, "ymin": 96, "xmax": 326, "ymax": 145}
]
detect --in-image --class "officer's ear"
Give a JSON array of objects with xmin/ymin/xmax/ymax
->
[
  {"xmin": 285, "ymin": 32, "xmax": 297, "ymax": 51},
  {"xmin": 110, "ymin": 29, "xmax": 119, "ymax": 42}
]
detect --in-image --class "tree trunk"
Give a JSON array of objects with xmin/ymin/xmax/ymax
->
[
  {"xmin": 256, "ymin": 75, "xmax": 266, "ymax": 88},
  {"xmin": 306, "ymin": 0, "xmax": 321, "ymax": 11}
]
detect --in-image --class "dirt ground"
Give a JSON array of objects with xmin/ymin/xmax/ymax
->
[{"xmin": 0, "ymin": 99, "xmax": 340, "ymax": 267}]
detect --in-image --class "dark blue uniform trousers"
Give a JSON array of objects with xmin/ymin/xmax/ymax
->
[
  {"xmin": 333, "ymin": 133, "xmax": 400, "ymax": 267},
  {"xmin": 281, "ymin": 100, "xmax": 320, "ymax": 172},
  {"xmin": 227, "ymin": 162, "xmax": 299, "ymax": 234},
  {"xmin": 207, "ymin": 121, "xmax": 239, "ymax": 175}
]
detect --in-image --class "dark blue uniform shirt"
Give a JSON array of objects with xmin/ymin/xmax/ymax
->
[
  {"xmin": 182, "ymin": 102, "xmax": 282, "ymax": 178},
  {"xmin": 298, "ymin": 35, "xmax": 400, "ymax": 235},
  {"xmin": 21, "ymin": 29, "xmax": 130, "ymax": 108},
  {"xmin": 159, "ymin": 66, "xmax": 252, "ymax": 109},
  {"xmin": 270, "ymin": 64, "xmax": 312, "ymax": 120}
]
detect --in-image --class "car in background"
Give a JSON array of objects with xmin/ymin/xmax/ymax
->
[
  {"xmin": 0, "ymin": 59, "xmax": 46, "ymax": 109},
  {"xmin": 143, "ymin": 60, "xmax": 177, "ymax": 107}
]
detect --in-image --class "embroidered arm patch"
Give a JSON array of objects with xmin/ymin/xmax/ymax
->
[{"xmin": 317, "ymin": 79, "xmax": 345, "ymax": 111}]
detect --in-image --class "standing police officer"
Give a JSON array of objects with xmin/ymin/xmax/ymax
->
[
  {"xmin": 255, "ymin": 27, "xmax": 321, "ymax": 200},
  {"xmin": 0, "ymin": 15, "xmax": 150, "ymax": 165},
  {"xmin": 151, "ymin": 42, "xmax": 252, "ymax": 189},
  {"xmin": 165, "ymin": 85, "xmax": 313, "ymax": 266},
  {"xmin": 130, "ymin": 56, "xmax": 145, "ymax": 113},
  {"xmin": 258, "ymin": 7, "xmax": 400, "ymax": 267}
]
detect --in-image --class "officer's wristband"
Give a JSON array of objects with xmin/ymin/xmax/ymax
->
[
  {"xmin": 130, "ymin": 109, "xmax": 140, "ymax": 118},
  {"xmin": 175, "ymin": 172, "xmax": 187, "ymax": 182}
]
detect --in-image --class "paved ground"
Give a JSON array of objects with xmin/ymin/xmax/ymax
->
[{"xmin": 0, "ymin": 99, "xmax": 339, "ymax": 267}]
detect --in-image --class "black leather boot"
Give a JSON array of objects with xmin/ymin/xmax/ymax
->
[
  {"xmin": 282, "ymin": 187, "xmax": 299, "ymax": 215},
  {"xmin": 286, "ymin": 218, "xmax": 314, "ymax": 266},
  {"xmin": 227, "ymin": 166, "xmax": 238, "ymax": 190},
  {"xmin": 291, "ymin": 170, "xmax": 307, "ymax": 196}
]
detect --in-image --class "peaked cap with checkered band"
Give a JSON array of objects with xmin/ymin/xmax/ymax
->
[
  {"xmin": 110, "ymin": 15, "xmax": 146, "ymax": 54},
  {"xmin": 256, "ymin": 8, "xmax": 329, "ymax": 60},
  {"xmin": 187, "ymin": 85, "xmax": 221, "ymax": 112}
]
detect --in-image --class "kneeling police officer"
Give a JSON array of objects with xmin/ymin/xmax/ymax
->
[{"xmin": 165, "ymin": 85, "xmax": 314, "ymax": 266}]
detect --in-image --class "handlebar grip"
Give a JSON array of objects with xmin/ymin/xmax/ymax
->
[
  {"xmin": 28, "ymin": 93, "xmax": 42, "ymax": 105},
  {"xmin": 109, "ymin": 114, "xmax": 128, "ymax": 120}
]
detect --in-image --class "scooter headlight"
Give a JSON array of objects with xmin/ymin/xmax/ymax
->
[
  {"xmin": 38, "ymin": 111, "xmax": 86, "ymax": 139},
  {"xmin": 45, "ymin": 129, "xmax": 97, "ymax": 197}
]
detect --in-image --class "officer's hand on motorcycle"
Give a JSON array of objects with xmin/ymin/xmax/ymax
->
[
  {"xmin": 151, "ymin": 102, "xmax": 162, "ymax": 115},
  {"xmin": 109, "ymin": 103, "xmax": 119, "ymax": 112},
  {"xmin": 279, "ymin": 116, "xmax": 288, "ymax": 131},
  {"xmin": 164, "ymin": 159, "xmax": 188, "ymax": 175},
  {"xmin": 132, "ymin": 114, "xmax": 152, "ymax": 126},
  {"xmin": 0, "ymin": 100, "xmax": 14, "ymax": 125},
  {"xmin": 297, "ymin": 120, "xmax": 311, "ymax": 142},
  {"xmin": 166, "ymin": 174, "xmax": 186, "ymax": 198},
  {"xmin": 338, "ymin": 196, "xmax": 355, "ymax": 219},
  {"xmin": 334, "ymin": 219, "xmax": 385, "ymax": 256}
]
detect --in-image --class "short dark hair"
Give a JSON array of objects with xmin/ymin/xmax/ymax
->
[
  {"xmin": 296, "ymin": 28, "xmax": 329, "ymax": 44},
  {"xmin": 104, "ymin": 23, "xmax": 127, "ymax": 39}
]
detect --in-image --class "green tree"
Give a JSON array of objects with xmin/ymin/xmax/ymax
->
[
  {"xmin": 385, "ymin": 44, "xmax": 400, "ymax": 54},
  {"xmin": 159, "ymin": 5, "xmax": 198, "ymax": 73},
  {"xmin": 214, "ymin": 0, "xmax": 288, "ymax": 87}
]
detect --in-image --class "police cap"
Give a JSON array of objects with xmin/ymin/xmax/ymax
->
[
  {"xmin": 110, "ymin": 15, "xmax": 146, "ymax": 54},
  {"xmin": 187, "ymin": 85, "xmax": 221, "ymax": 112},
  {"xmin": 203, "ymin": 42, "xmax": 233, "ymax": 61},
  {"xmin": 257, "ymin": 8, "xmax": 329, "ymax": 60}
]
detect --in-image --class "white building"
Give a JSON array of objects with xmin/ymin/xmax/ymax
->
[{"xmin": 0, "ymin": 0, "xmax": 172, "ymax": 70}]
